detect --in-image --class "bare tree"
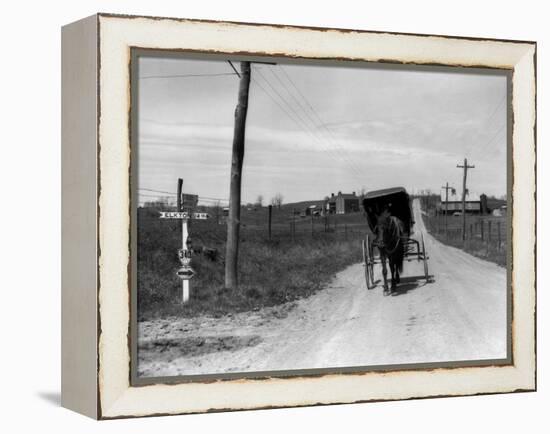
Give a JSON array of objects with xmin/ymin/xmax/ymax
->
[
  {"xmin": 271, "ymin": 193, "xmax": 283, "ymax": 209},
  {"xmin": 256, "ymin": 195, "xmax": 264, "ymax": 207},
  {"xmin": 143, "ymin": 196, "xmax": 174, "ymax": 209}
]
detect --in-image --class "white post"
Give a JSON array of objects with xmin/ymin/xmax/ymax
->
[{"xmin": 182, "ymin": 218, "xmax": 190, "ymax": 303}]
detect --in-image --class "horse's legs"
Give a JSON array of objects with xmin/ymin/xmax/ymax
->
[
  {"xmin": 389, "ymin": 260, "xmax": 396, "ymax": 292},
  {"xmin": 395, "ymin": 266, "xmax": 400, "ymax": 285},
  {"xmin": 380, "ymin": 254, "xmax": 389, "ymax": 294}
]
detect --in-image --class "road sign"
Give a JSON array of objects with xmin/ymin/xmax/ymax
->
[
  {"xmin": 176, "ymin": 265, "xmax": 195, "ymax": 280},
  {"xmin": 159, "ymin": 211, "xmax": 209, "ymax": 220},
  {"xmin": 178, "ymin": 248, "xmax": 192, "ymax": 266},
  {"xmin": 160, "ymin": 211, "xmax": 189, "ymax": 219}
]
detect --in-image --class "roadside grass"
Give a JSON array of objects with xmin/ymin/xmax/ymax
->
[
  {"xmin": 137, "ymin": 208, "xmax": 365, "ymax": 320},
  {"xmin": 421, "ymin": 212, "xmax": 507, "ymax": 267}
]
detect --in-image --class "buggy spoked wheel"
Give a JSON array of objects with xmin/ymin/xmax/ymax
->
[
  {"xmin": 421, "ymin": 233, "xmax": 429, "ymax": 282},
  {"xmin": 363, "ymin": 235, "xmax": 376, "ymax": 289}
]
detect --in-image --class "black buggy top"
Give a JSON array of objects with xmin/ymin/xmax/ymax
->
[{"xmin": 362, "ymin": 187, "xmax": 413, "ymax": 236}]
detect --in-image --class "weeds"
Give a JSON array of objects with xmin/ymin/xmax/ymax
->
[{"xmin": 137, "ymin": 208, "xmax": 365, "ymax": 320}]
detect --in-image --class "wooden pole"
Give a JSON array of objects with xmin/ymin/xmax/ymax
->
[
  {"xmin": 181, "ymin": 218, "xmax": 190, "ymax": 303},
  {"xmin": 442, "ymin": 182, "xmax": 451, "ymax": 239},
  {"xmin": 268, "ymin": 204, "xmax": 272, "ymax": 240},
  {"xmin": 224, "ymin": 61, "xmax": 251, "ymax": 290},
  {"xmin": 177, "ymin": 178, "xmax": 183, "ymax": 211},
  {"xmin": 498, "ymin": 221, "xmax": 502, "ymax": 251},
  {"xmin": 311, "ymin": 212, "xmax": 314, "ymax": 237},
  {"xmin": 457, "ymin": 159, "xmax": 475, "ymax": 241}
]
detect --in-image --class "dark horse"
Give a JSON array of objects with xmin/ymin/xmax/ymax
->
[{"xmin": 374, "ymin": 210, "xmax": 405, "ymax": 295}]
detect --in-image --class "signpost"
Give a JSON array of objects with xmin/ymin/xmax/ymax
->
[{"xmin": 159, "ymin": 182, "xmax": 208, "ymax": 304}]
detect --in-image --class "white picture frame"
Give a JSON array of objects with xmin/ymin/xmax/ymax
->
[{"xmin": 61, "ymin": 13, "xmax": 536, "ymax": 419}]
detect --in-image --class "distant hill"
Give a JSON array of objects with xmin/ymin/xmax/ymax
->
[{"xmin": 279, "ymin": 200, "xmax": 326, "ymax": 212}]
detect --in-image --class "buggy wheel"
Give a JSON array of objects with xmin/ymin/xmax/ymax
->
[
  {"xmin": 363, "ymin": 235, "xmax": 375, "ymax": 289},
  {"xmin": 421, "ymin": 233, "xmax": 429, "ymax": 282}
]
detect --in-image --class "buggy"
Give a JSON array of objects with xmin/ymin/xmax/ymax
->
[{"xmin": 362, "ymin": 187, "xmax": 429, "ymax": 290}]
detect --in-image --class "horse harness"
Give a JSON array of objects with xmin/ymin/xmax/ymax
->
[{"xmin": 372, "ymin": 216, "xmax": 403, "ymax": 256}]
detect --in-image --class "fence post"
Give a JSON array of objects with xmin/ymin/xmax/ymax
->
[
  {"xmin": 268, "ymin": 205, "xmax": 272, "ymax": 240},
  {"xmin": 292, "ymin": 208, "xmax": 296, "ymax": 242},
  {"xmin": 488, "ymin": 221, "xmax": 492, "ymax": 242},
  {"xmin": 470, "ymin": 223, "xmax": 473, "ymax": 240},
  {"xmin": 311, "ymin": 213, "xmax": 314, "ymax": 237},
  {"xmin": 480, "ymin": 219, "xmax": 484, "ymax": 241},
  {"xmin": 488, "ymin": 220, "xmax": 492, "ymax": 254},
  {"xmin": 345, "ymin": 224, "xmax": 348, "ymax": 240},
  {"xmin": 497, "ymin": 221, "xmax": 502, "ymax": 252}
]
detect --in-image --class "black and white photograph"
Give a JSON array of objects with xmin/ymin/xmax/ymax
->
[{"xmin": 133, "ymin": 53, "xmax": 510, "ymax": 380}]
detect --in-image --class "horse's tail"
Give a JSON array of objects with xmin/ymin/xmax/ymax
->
[{"xmin": 396, "ymin": 242, "xmax": 404, "ymax": 273}]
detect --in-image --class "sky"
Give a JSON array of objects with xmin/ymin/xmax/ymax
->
[{"xmin": 137, "ymin": 55, "xmax": 508, "ymax": 207}]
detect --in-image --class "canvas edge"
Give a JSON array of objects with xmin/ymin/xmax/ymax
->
[{"xmin": 61, "ymin": 13, "xmax": 100, "ymax": 420}]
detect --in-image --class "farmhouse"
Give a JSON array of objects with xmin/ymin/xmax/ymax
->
[
  {"xmin": 438, "ymin": 190, "xmax": 488, "ymax": 215},
  {"xmin": 326, "ymin": 191, "xmax": 360, "ymax": 214}
]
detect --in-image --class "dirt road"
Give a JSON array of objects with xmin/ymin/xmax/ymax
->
[{"xmin": 138, "ymin": 199, "xmax": 507, "ymax": 377}]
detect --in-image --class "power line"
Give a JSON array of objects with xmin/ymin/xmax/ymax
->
[
  {"xmin": 274, "ymin": 66, "xmax": 366, "ymax": 180},
  {"xmin": 227, "ymin": 61, "xmax": 241, "ymax": 78},
  {"xmin": 140, "ymin": 73, "xmax": 237, "ymax": 80},
  {"xmin": 464, "ymin": 93, "xmax": 507, "ymax": 158},
  {"xmin": 475, "ymin": 122, "xmax": 507, "ymax": 160},
  {"xmin": 252, "ymin": 67, "xmax": 365, "ymax": 183},
  {"xmin": 252, "ymin": 72, "xmax": 353, "ymax": 177},
  {"xmin": 139, "ymin": 188, "xmax": 177, "ymax": 196},
  {"xmin": 138, "ymin": 188, "xmax": 230, "ymax": 203}
]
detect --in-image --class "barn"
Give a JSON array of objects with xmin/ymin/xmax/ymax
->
[
  {"xmin": 438, "ymin": 190, "xmax": 488, "ymax": 215},
  {"xmin": 326, "ymin": 191, "xmax": 360, "ymax": 214}
]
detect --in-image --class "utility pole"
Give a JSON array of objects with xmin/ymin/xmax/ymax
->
[
  {"xmin": 457, "ymin": 158, "xmax": 475, "ymax": 241},
  {"xmin": 441, "ymin": 182, "xmax": 453, "ymax": 239},
  {"xmin": 225, "ymin": 61, "xmax": 251, "ymax": 289}
]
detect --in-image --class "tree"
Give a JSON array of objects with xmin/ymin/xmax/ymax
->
[
  {"xmin": 256, "ymin": 195, "xmax": 264, "ymax": 207},
  {"xmin": 271, "ymin": 193, "xmax": 283, "ymax": 209},
  {"xmin": 212, "ymin": 200, "xmax": 222, "ymax": 224}
]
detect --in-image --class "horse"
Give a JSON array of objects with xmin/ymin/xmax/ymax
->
[{"xmin": 373, "ymin": 210, "xmax": 405, "ymax": 295}]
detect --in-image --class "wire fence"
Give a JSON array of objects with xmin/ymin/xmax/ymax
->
[{"xmin": 423, "ymin": 213, "xmax": 507, "ymax": 264}]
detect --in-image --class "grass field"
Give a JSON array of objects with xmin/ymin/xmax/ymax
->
[
  {"xmin": 137, "ymin": 206, "xmax": 368, "ymax": 320},
  {"xmin": 422, "ymin": 211, "xmax": 507, "ymax": 267}
]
